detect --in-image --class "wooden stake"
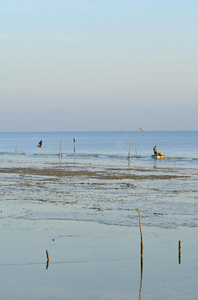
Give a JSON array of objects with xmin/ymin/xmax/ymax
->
[
  {"xmin": 133, "ymin": 136, "xmax": 137, "ymax": 156},
  {"xmin": 73, "ymin": 135, "xmax": 76, "ymax": 153},
  {"xmin": 137, "ymin": 208, "xmax": 143, "ymax": 251},
  {"xmin": 59, "ymin": 137, "xmax": 62, "ymax": 157},
  {"xmin": 137, "ymin": 208, "xmax": 143, "ymax": 300},
  {"xmin": 46, "ymin": 250, "xmax": 49, "ymax": 262},
  {"xmin": 127, "ymin": 137, "xmax": 132, "ymax": 160},
  {"xmin": 15, "ymin": 140, "xmax": 18, "ymax": 153},
  {"xmin": 178, "ymin": 240, "xmax": 181, "ymax": 264},
  {"xmin": 137, "ymin": 208, "xmax": 143, "ymax": 273},
  {"xmin": 46, "ymin": 261, "xmax": 49, "ymax": 270}
]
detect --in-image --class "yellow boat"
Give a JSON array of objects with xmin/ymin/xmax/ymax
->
[{"xmin": 151, "ymin": 155, "xmax": 164, "ymax": 159}]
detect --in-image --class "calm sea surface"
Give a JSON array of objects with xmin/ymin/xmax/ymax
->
[{"xmin": 0, "ymin": 131, "xmax": 198, "ymax": 167}]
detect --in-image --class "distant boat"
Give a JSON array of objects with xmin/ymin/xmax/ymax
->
[{"xmin": 139, "ymin": 128, "xmax": 145, "ymax": 131}]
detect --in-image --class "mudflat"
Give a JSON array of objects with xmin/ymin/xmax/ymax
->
[{"xmin": 0, "ymin": 161, "xmax": 198, "ymax": 299}]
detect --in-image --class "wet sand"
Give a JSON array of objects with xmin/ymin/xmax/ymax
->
[
  {"xmin": 0, "ymin": 164, "xmax": 188, "ymax": 180},
  {"xmin": 0, "ymin": 162, "xmax": 196, "ymax": 228},
  {"xmin": 1, "ymin": 162, "xmax": 198, "ymax": 299}
]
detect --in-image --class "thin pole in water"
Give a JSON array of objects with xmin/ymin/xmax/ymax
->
[
  {"xmin": 73, "ymin": 135, "xmax": 76, "ymax": 153},
  {"xmin": 178, "ymin": 240, "xmax": 181, "ymax": 264},
  {"xmin": 15, "ymin": 140, "xmax": 18, "ymax": 153},
  {"xmin": 59, "ymin": 137, "xmax": 62, "ymax": 157},
  {"xmin": 46, "ymin": 250, "xmax": 49, "ymax": 269},
  {"xmin": 128, "ymin": 137, "xmax": 132, "ymax": 160},
  {"xmin": 137, "ymin": 208, "xmax": 143, "ymax": 300},
  {"xmin": 133, "ymin": 136, "xmax": 137, "ymax": 156}
]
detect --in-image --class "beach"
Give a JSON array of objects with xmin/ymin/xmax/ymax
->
[
  {"xmin": 1, "ymin": 157, "xmax": 198, "ymax": 299},
  {"xmin": 0, "ymin": 157, "xmax": 197, "ymax": 228},
  {"xmin": 2, "ymin": 0, "xmax": 198, "ymax": 297}
]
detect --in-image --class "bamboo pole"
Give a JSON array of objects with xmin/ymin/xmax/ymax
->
[
  {"xmin": 137, "ymin": 208, "xmax": 143, "ymax": 253},
  {"xmin": 133, "ymin": 136, "xmax": 137, "ymax": 156},
  {"xmin": 73, "ymin": 135, "xmax": 76, "ymax": 153},
  {"xmin": 137, "ymin": 208, "xmax": 143, "ymax": 300},
  {"xmin": 139, "ymin": 270, "xmax": 143, "ymax": 300},
  {"xmin": 46, "ymin": 250, "xmax": 49, "ymax": 262},
  {"xmin": 178, "ymin": 240, "xmax": 181, "ymax": 264},
  {"xmin": 59, "ymin": 137, "xmax": 62, "ymax": 157},
  {"xmin": 137, "ymin": 208, "xmax": 143, "ymax": 273},
  {"xmin": 15, "ymin": 140, "xmax": 18, "ymax": 153},
  {"xmin": 127, "ymin": 137, "xmax": 132, "ymax": 160},
  {"xmin": 46, "ymin": 250, "xmax": 49, "ymax": 269},
  {"xmin": 46, "ymin": 261, "xmax": 49, "ymax": 269}
]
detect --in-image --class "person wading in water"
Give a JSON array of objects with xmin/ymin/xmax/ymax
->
[{"xmin": 153, "ymin": 146, "xmax": 157, "ymax": 155}]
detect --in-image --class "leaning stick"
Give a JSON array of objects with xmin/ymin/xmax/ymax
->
[
  {"xmin": 15, "ymin": 140, "xmax": 18, "ymax": 153},
  {"xmin": 73, "ymin": 135, "xmax": 76, "ymax": 153},
  {"xmin": 46, "ymin": 250, "xmax": 49, "ymax": 262},
  {"xmin": 128, "ymin": 137, "xmax": 132, "ymax": 160},
  {"xmin": 137, "ymin": 208, "xmax": 143, "ymax": 300},
  {"xmin": 137, "ymin": 208, "xmax": 143, "ymax": 251},
  {"xmin": 46, "ymin": 250, "xmax": 49, "ymax": 269},
  {"xmin": 59, "ymin": 137, "xmax": 62, "ymax": 157},
  {"xmin": 133, "ymin": 136, "xmax": 137, "ymax": 156},
  {"xmin": 137, "ymin": 208, "xmax": 143, "ymax": 276},
  {"xmin": 178, "ymin": 241, "xmax": 181, "ymax": 264}
]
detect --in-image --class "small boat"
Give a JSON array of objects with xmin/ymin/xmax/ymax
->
[{"xmin": 151, "ymin": 155, "xmax": 164, "ymax": 159}]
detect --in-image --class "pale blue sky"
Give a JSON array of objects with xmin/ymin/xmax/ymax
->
[{"xmin": 1, "ymin": 0, "xmax": 198, "ymax": 131}]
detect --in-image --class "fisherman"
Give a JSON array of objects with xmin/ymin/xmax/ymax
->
[
  {"xmin": 38, "ymin": 140, "xmax": 42, "ymax": 147},
  {"xmin": 153, "ymin": 146, "xmax": 157, "ymax": 155}
]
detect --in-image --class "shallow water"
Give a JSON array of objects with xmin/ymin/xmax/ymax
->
[
  {"xmin": 0, "ymin": 159, "xmax": 198, "ymax": 229},
  {"xmin": 0, "ymin": 219, "xmax": 198, "ymax": 300},
  {"xmin": 1, "ymin": 131, "xmax": 198, "ymax": 299},
  {"xmin": 0, "ymin": 131, "xmax": 198, "ymax": 165}
]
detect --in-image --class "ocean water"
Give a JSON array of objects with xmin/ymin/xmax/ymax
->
[
  {"xmin": 0, "ymin": 131, "xmax": 198, "ymax": 229},
  {"xmin": 0, "ymin": 131, "xmax": 198, "ymax": 167},
  {"xmin": 1, "ymin": 132, "xmax": 198, "ymax": 300}
]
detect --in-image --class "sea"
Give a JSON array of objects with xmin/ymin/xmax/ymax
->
[
  {"xmin": 0, "ymin": 130, "xmax": 198, "ymax": 167},
  {"xmin": 0, "ymin": 131, "xmax": 198, "ymax": 229},
  {"xmin": 1, "ymin": 131, "xmax": 198, "ymax": 299}
]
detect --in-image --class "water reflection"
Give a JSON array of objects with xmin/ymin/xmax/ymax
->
[
  {"xmin": 139, "ymin": 250, "xmax": 143, "ymax": 300},
  {"xmin": 46, "ymin": 261, "xmax": 49, "ymax": 270},
  {"xmin": 46, "ymin": 250, "xmax": 49, "ymax": 270},
  {"xmin": 137, "ymin": 208, "xmax": 143, "ymax": 300},
  {"xmin": 128, "ymin": 159, "xmax": 130, "ymax": 169},
  {"xmin": 153, "ymin": 160, "xmax": 158, "ymax": 169}
]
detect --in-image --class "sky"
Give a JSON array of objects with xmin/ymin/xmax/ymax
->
[{"xmin": 0, "ymin": 0, "xmax": 198, "ymax": 131}]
